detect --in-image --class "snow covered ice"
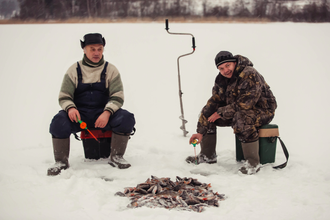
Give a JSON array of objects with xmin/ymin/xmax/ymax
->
[{"xmin": 0, "ymin": 22, "xmax": 330, "ymax": 220}]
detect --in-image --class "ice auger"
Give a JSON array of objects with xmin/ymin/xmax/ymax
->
[{"xmin": 165, "ymin": 19, "xmax": 196, "ymax": 137}]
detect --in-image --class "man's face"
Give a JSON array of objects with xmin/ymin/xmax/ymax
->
[
  {"xmin": 84, "ymin": 44, "xmax": 104, "ymax": 63},
  {"xmin": 218, "ymin": 62, "xmax": 236, "ymax": 78}
]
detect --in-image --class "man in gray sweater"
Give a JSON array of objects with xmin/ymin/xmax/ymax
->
[{"xmin": 48, "ymin": 33, "xmax": 135, "ymax": 176}]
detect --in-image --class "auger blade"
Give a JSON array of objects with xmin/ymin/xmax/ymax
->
[{"xmin": 180, "ymin": 116, "xmax": 189, "ymax": 137}]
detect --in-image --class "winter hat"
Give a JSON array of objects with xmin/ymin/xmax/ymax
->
[
  {"xmin": 215, "ymin": 51, "xmax": 237, "ymax": 68},
  {"xmin": 80, "ymin": 33, "xmax": 106, "ymax": 49}
]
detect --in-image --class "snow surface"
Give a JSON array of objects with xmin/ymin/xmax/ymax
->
[{"xmin": 0, "ymin": 22, "xmax": 330, "ymax": 220}]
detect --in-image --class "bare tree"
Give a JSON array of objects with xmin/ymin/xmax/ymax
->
[{"xmin": 252, "ymin": 0, "xmax": 268, "ymax": 18}]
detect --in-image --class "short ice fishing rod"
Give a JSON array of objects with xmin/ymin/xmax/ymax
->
[
  {"xmin": 165, "ymin": 19, "xmax": 196, "ymax": 137},
  {"xmin": 191, "ymin": 139, "xmax": 198, "ymax": 165},
  {"xmin": 77, "ymin": 116, "xmax": 100, "ymax": 143}
]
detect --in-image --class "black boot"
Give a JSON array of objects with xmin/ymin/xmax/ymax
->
[
  {"xmin": 108, "ymin": 133, "xmax": 131, "ymax": 169},
  {"xmin": 47, "ymin": 138, "xmax": 70, "ymax": 176},
  {"xmin": 239, "ymin": 140, "xmax": 261, "ymax": 175},
  {"xmin": 186, "ymin": 133, "xmax": 217, "ymax": 164}
]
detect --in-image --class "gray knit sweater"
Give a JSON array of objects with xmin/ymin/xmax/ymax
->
[{"xmin": 58, "ymin": 60, "xmax": 124, "ymax": 114}]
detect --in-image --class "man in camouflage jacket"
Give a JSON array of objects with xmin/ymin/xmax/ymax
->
[{"xmin": 188, "ymin": 51, "xmax": 277, "ymax": 174}]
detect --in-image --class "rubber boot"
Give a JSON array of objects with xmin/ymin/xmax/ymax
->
[
  {"xmin": 47, "ymin": 138, "xmax": 70, "ymax": 176},
  {"xmin": 108, "ymin": 133, "xmax": 131, "ymax": 169},
  {"xmin": 186, "ymin": 133, "xmax": 217, "ymax": 164},
  {"xmin": 239, "ymin": 140, "xmax": 261, "ymax": 175}
]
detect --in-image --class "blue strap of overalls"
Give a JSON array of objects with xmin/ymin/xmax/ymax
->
[{"xmin": 76, "ymin": 62, "xmax": 109, "ymax": 82}]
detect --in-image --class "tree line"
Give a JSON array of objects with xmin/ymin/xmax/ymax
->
[{"xmin": 6, "ymin": 0, "xmax": 330, "ymax": 22}]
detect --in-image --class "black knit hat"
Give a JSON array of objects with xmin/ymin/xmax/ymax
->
[
  {"xmin": 215, "ymin": 51, "xmax": 237, "ymax": 68},
  {"xmin": 80, "ymin": 33, "xmax": 106, "ymax": 49}
]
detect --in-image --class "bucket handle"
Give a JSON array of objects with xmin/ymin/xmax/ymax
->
[{"xmin": 273, "ymin": 137, "xmax": 289, "ymax": 169}]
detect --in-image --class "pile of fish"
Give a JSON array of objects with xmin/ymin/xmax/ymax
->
[{"xmin": 115, "ymin": 175, "xmax": 225, "ymax": 212}]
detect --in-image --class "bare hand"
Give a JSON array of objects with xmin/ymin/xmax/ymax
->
[
  {"xmin": 95, "ymin": 111, "xmax": 111, "ymax": 128},
  {"xmin": 189, "ymin": 133, "xmax": 203, "ymax": 145},
  {"xmin": 68, "ymin": 108, "xmax": 80, "ymax": 123},
  {"xmin": 208, "ymin": 112, "xmax": 221, "ymax": 123}
]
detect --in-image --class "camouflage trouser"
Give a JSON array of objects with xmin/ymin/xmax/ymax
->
[{"xmin": 207, "ymin": 109, "xmax": 274, "ymax": 143}]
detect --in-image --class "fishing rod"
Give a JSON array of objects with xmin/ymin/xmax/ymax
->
[
  {"xmin": 191, "ymin": 139, "xmax": 198, "ymax": 165},
  {"xmin": 77, "ymin": 116, "xmax": 100, "ymax": 143},
  {"xmin": 165, "ymin": 19, "xmax": 196, "ymax": 137}
]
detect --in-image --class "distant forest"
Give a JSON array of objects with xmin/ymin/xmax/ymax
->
[{"xmin": 1, "ymin": 0, "xmax": 330, "ymax": 22}]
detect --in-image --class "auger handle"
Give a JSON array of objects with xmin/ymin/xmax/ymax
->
[{"xmin": 192, "ymin": 37, "xmax": 196, "ymax": 49}]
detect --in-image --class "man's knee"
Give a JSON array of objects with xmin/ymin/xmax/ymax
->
[
  {"xmin": 121, "ymin": 110, "xmax": 135, "ymax": 132},
  {"xmin": 49, "ymin": 111, "xmax": 72, "ymax": 138},
  {"xmin": 232, "ymin": 110, "xmax": 258, "ymax": 142},
  {"xmin": 110, "ymin": 109, "xmax": 135, "ymax": 134}
]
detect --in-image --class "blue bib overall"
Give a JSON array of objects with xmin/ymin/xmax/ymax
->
[
  {"xmin": 74, "ymin": 62, "xmax": 109, "ymax": 127},
  {"xmin": 49, "ymin": 62, "xmax": 135, "ymax": 139}
]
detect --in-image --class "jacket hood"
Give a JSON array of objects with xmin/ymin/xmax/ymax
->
[{"xmin": 234, "ymin": 55, "xmax": 253, "ymax": 73}]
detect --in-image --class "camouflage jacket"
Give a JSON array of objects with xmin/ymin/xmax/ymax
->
[{"xmin": 197, "ymin": 55, "xmax": 277, "ymax": 135}]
